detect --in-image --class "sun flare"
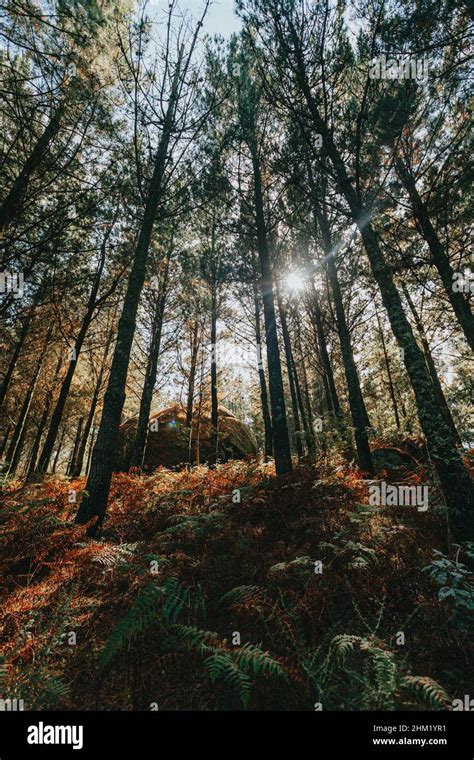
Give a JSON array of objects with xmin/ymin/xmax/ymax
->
[{"xmin": 284, "ymin": 271, "xmax": 306, "ymax": 293}]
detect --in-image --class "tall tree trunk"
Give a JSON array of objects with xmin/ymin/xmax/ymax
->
[
  {"xmin": 36, "ymin": 312, "xmax": 92, "ymax": 474},
  {"xmin": 186, "ymin": 320, "xmax": 200, "ymax": 429},
  {"xmin": 291, "ymin": 348, "xmax": 312, "ymax": 453},
  {"xmin": 358, "ymin": 218, "xmax": 473, "ymax": 536},
  {"xmin": 282, "ymin": 300, "xmax": 311, "ymax": 449},
  {"xmin": 396, "ymin": 159, "xmax": 474, "ymax": 351},
  {"xmin": 5, "ymin": 328, "xmax": 51, "ymax": 474},
  {"xmin": 76, "ymin": 51, "xmax": 185, "ymax": 533},
  {"xmin": 320, "ymin": 364, "xmax": 335, "ymax": 417},
  {"xmin": 209, "ymin": 226, "xmax": 219, "ymax": 467},
  {"xmin": 27, "ymin": 398, "xmax": 53, "ymax": 479},
  {"xmin": 51, "ymin": 427, "xmax": 66, "ymax": 474},
  {"xmin": 0, "ymin": 312, "xmax": 32, "ymax": 407},
  {"xmin": 194, "ymin": 347, "xmax": 205, "ymax": 465},
  {"xmin": 85, "ymin": 425, "xmax": 98, "ymax": 476},
  {"xmin": 185, "ymin": 320, "xmax": 200, "ymax": 465},
  {"xmin": 276, "ymin": 285, "xmax": 304, "ymax": 461},
  {"xmin": 0, "ymin": 423, "xmax": 11, "ymax": 459},
  {"xmin": 306, "ymin": 286, "xmax": 346, "ymax": 432},
  {"xmin": 35, "ymin": 227, "xmax": 111, "ymax": 475},
  {"xmin": 27, "ymin": 352, "xmax": 63, "ymax": 478},
  {"xmin": 69, "ymin": 344, "xmax": 109, "ymax": 479},
  {"xmin": 401, "ymin": 282, "xmax": 462, "ymax": 446},
  {"xmin": 293, "ymin": 316, "xmax": 316, "ymax": 455},
  {"xmin": 67, "ymin": 417, "xmax": 84, "ymax": 476},
  {"xmin": 250, "ymin": 146, "xmax": 292, "ymax": 474},
  {"xmin": 290, "ymin": 41, "xmax": 473, "ymax": 537},
  {"xmin": 0, "ymin": 106, "xmax": 63, "ymax": 233},
  {"xmin": 375, "ymin": 307, "xmax": 402, "ymax": 430},
  {"xmin": 313, "ymin": 203, "xmax": 373, "ymax": 472},
  {"xmin": 129, "ymin": 251, "xmax": 171, "ymax": 468},
  {"xmin": 253, "ymin": 282, "xmax": 273, "ymax": 459}
]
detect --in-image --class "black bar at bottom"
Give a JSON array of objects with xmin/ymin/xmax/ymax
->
[{"xmin": 0, "ymin": 710, "xmax": 472, "ymax": 758}]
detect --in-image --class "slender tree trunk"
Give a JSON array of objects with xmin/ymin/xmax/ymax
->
[
  {"xmin": 129, "ymin": 252, "xmax": 171, "ymax": 468},
  {"xmin": 194, "ymin": 348, "xmax": 205, "ymax": 465},
  {"xmin": 276, "ymin": 286, "xmax": 303, "ymax": 461},
  {"xmin": 291, "ymin": 349, "xmax": 312, "ymax": 451},
  {"xmin": 10, "ymin": 398, "xmax": 36, "ymax": 474},
  {"xmin": 306, "ymin": 286, "xmax": 345, "ymax": 432},
  {"xmin": 313, "ymin": 203, "xmax": 373, "ymax": 472},
  {"xmin": 396, "ymin": 159, "xmax": 474, "ymax": 350},
  {"xmin": 0, "ymin": 423, "xmax": 11, "ymax": 459},
  {"xmin": 0, "ymin": 312, "xmax": 32, "ymax": 407},
  {"xmin": 186, "ymin": 320, "xmax": 200, "ymax": 429},
  {"xmin": 0, "ymin": 106, "xmax": 63, "ymax": 232},
  {"xmin": 293, "ymin": 315, "xmax": 316, "ymax": 455},
  {"xmin": 85, "ymin": 425, "xmax": 98, "ymax": 476},
  {"xmin": 375, "ymin": 307, "xmax": 402, "ymax": 430},
  {"xmin": 5, "ymin": 329, "xmax": 51, "ymax": 474},
  {"xmin": 71, "ymin": 388, "xmax": 100, "ymax": 478},
  {"xmin": 67, "ymin": 417, "xmax": 84, "ymax": 476},
  {"xmin": 358, "ymin": 221, "xmax": 473, "ymax": 536},
  {"xmin": 291, "ymin": 46, "xmax": 473, "ymax": 536},
  {"xmin": 36, "ymin": 314, "xmax": 92, "ymax": 474},
  {"xmin": 35, "ymin": 226, "xmax": 112, "ymax": 475},
  {"xmin": 185, "ymin": 320, "xmax": 200, "ymax": 466},
  {"xmin": 70, "ymin": 352, "xmax": 108, "ymax": 479},
  {"xmin": 320, "ymin": 366, "xmax": 335, "ymax": 417},
  {"xmin": 76, "ymin": 53, "xmax": 184, "ymax": 532},
  {"xmin": 27, "ymin": 401, "xmax": 52, "ymax": 479},
  {"xmin": 27, "ymin": 352, "xmax": 63, "ymax": 478},
  {"xmin": 51, "ymin": 427, "xmax": 66, "ymax": 474},
  {"xmin": 209, "ymin": 228, "xmax": 219, "ymax": 467},
  {"xmin": 253, "ymin": 282, "xmax": 273, "ymax": 459},
  {"xmin": 282, "ymin": 303, "xmax": 311, "ymax": 449},
  {"xmin": 250, "ymin": 146, "xmax": 292, "ymax": 474},
  {"xmin": 401, "ymin": 282, "xmax": 462, "ymax": 446}
]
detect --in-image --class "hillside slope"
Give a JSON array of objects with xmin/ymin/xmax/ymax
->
[{"xmin": 1, "ymin": 459, "xmax": 473, "ymax": 711}]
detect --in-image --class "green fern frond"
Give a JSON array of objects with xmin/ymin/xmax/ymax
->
[
  {"xmin": 165, "ymin": 513, "xmax": 226, "ymax": 537},
  {"xmin": 100, "ymin": 582, "xmax": 162, "ymax": 667},
  {"xmin": 330, "ymin": 634, "xmax": 360, "ymax": 663},
  {"xmin": 171, "ymin": 624, "xmax": 219, "ymax": 651},
  {"xmin": 203, "ymin": 652, "xmax": 252, "ymax": 707},
  {"xmin": 40, "ymin": 676, "xmax": 71, "ymax": 706},
  {"xmin": 234, "ymin": 643, "xmax": 288, "ymax": 680},
  {"xmin": 329, "ymin": 634, "xmax": 398, "ymax": 705},
  {"xmin": 161, "ymin": 577, "xmax": 190, "ymax": 623},
  {"xmin": 100, "ymin": 577, "xmax": 194, "ymax": 667},
  {"xmin": 217, "ymin": 585, "xmax": 267, "ymax": 608},
  {"xmin": 401, "ymin": 676, "xmax": 451, "ymax": 710},
  {"xmin": 370, "ymin": 647, "xmax": 397, "ymax": 695}
]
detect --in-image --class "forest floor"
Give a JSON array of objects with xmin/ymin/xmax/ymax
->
[{"xmin": 1, "ymin": 450, "xmax": 473, "ymax": 711}]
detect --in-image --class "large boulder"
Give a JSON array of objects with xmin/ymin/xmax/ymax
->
[
  {"xmin": 371, "ymin": 446, "xmax": 419, "ymax": 479},
  {"xmin": 115, "ymin": 404, "xmax": 258, "ymax": 471}
]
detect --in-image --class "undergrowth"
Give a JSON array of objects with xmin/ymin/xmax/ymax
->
[{"xmin": 0, "ymin": 458, "xmax": 472, "ymax": 710}]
